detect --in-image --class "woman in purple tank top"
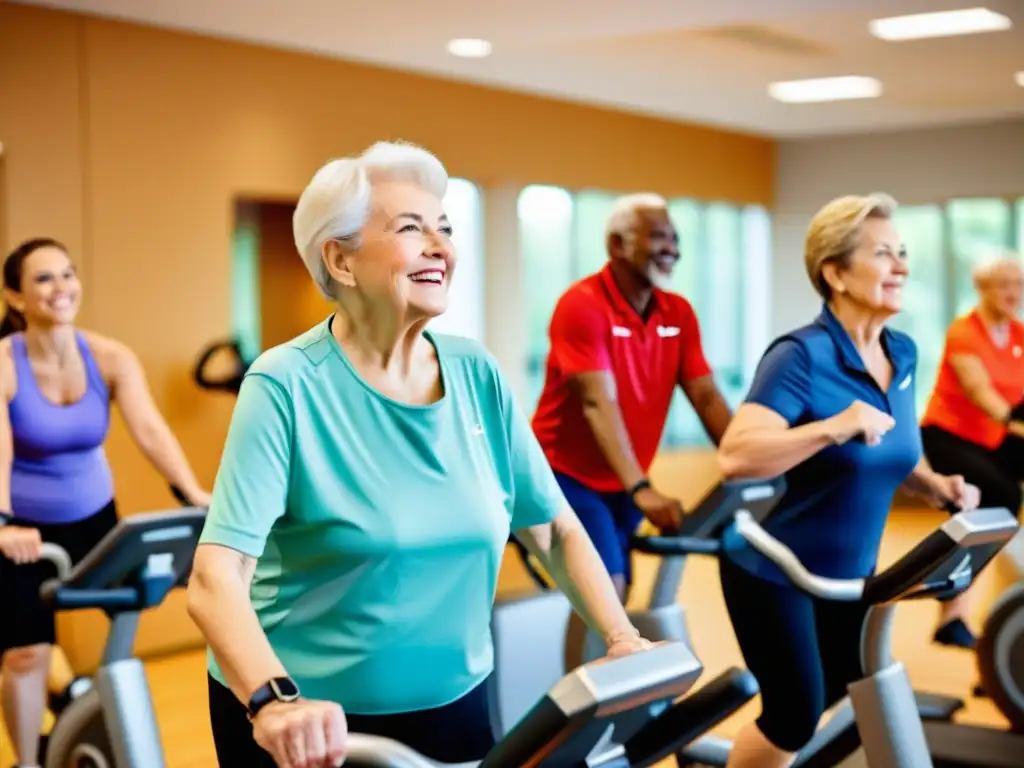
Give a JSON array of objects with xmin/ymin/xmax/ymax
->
[{"xmin": 0, "ymin": 238, "xmax": 212, "ymax": 768}]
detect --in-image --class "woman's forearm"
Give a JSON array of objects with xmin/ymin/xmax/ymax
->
[
  {"xmin": 718, "ymin": 420, "xmax": 835, "ymax": 480},
  {"xmin": 137, "ymin": 422, "xmax": 205, "ymax": 498},
  {"xmin": 967, "ymin": 384, "xmax": 1012, "ymax": 423},
  {"xmin": 901, "ymin": 459, "xmax": 944, "ymax": 505},
  {"xmin": 543, "ymin": 523, "xmax": 637, "ymax": 644},
  {"xmin": 187, "ymin": 567, "xmax": 289, "ymax": 704}
]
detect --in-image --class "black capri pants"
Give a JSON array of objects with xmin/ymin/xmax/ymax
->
[
  {"xmin": 0, "ymin": 500, "xmax": 118, "ymax": 654},
  {"xmin": 719, "ymin": 555, "xmax": 869, "ymax": 752},
  {"xmin": 207, "ymin": 673, "xmax": 496, "ymax": 766},
  {"xmin": 921, "ymin": 425, "xmax": 1024, "ymax": 515}
]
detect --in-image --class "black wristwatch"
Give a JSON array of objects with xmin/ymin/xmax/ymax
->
[
  {"xmin": 628, "ymin": 479, "xmax": 651, "ymax": 501},
  {"xmin": 247, "ymin": 676, "xmax": 300, "ymax": 720}
]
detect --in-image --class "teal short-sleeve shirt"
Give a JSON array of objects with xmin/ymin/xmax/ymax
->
[{"xmin": 199, "ymin": 318, "xmax": 568, "ymax": 714}]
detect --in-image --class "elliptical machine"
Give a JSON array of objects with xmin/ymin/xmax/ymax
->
[
  {"xmin": 491, "ymin": 479, "xmax": 782, "ymax": 765},
  {"xmin": 32, "ymin": 504, "xmax": 206, "ymax": 768},
  {"xmin": 729, "ymin": 497, "xmax": 1021, "ymax": 767}
]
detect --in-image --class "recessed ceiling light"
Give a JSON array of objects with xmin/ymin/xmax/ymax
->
[
  {"xmin": 1016, "ymin": 71, "xmax": 1024, "ymax": 88},
  {"xmin": 869, "ymin": 7, "xmax": 1011, "ymax": 41},
  {"xmin": 446, "ymin": 38, "xmax": 492, "ymax": 58},
  {"xmin": 768, "ymin": 76, "xmax": 882, "ymax": 104}
]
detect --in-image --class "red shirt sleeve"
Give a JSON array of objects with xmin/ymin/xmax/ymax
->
[
  {"xmin": 548, "ymin": 289, "xmax": 612, "ymax": 375},
  {"xmin": 675, "ymin": 298, "xmax": 713, "ymax": 383}
]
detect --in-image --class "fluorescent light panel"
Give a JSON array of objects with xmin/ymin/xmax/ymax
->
[
  {"xmin": 768, "ymin": 76, "xmax": 882, "ymax": 104},
  {"xmin": 869, "ymin": 7, "xmax": 1012, "ymax": 41},
  {"xmin": 446, "ymin": 38, "xmax": 492, "ymax": 58}
]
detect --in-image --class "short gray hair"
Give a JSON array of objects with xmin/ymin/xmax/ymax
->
[
  {"xmin": 972, "ymin": 252, "xmax": 1023, "ymax": 285},
  {"xmin": 605, "ymin": 192, "xmax": 668, "ymax": 243},
  {"xmin": 292, "ymin": 141, "xmax": 449, "ymax": 299}
]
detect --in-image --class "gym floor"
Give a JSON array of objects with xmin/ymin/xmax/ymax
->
[{"xmin": 0, "ymin": 505, "xmax": 1011, "ymax": 767}]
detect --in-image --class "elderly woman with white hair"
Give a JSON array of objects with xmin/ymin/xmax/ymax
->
[
  {"xmin": 715, "ymin": 193, "xmax": 979, "ymax": 767},
  {"xmin": 185, "ymin": 141, "xmax": 651, "ymax": 768},
  {"xmin": 920, "ymin": 253, "xmax": 1024, "ymax": 651}
]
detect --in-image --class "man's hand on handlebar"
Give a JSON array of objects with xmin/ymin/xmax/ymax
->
[
  {"xmin": 252, "ymin": 698, "xmax": 348, "ymax": 768},
  {"xmin": 633, "ymin": 486, "xmax": 683, "ymax": 533},
  {"xmin": 0, "ymin": 525, "xmax": 43, "ymax": 563}
]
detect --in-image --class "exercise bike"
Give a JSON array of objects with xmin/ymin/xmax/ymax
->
[{"xmin": 32, "ymin": 503, "xmax": 206, "ymax": 768}]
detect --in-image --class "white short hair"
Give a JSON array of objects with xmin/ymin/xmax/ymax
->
[
  {"xmin": 604, "ymin": 192, "xmax": 668, "ymax": 242},
  {"xmin": 972, "ymin": 251, "xmax": 1024, "ymax": 284},
  {"xmin": 292, "ymin": 141, "xmax": 449, "ymax": 298}
]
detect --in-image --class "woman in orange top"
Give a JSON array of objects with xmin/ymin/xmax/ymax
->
[{"xmin": 921, "ymin": 254, "xmax": 1024, "ymax": 650}]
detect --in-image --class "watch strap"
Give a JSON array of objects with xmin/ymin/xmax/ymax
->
[
  {"xmin": 628, "ymin": 479, "xmax": 651, "ymax": 500},
  {"xmin": 247, "ymin": 676, "xmax": 300, "ymax": 720}
]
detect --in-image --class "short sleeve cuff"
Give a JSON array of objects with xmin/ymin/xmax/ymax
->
[{"xmin": 198, "ymin": 518, "xmax": 269, "ymax": 558}]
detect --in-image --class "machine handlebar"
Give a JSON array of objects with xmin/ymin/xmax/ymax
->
[
  {"xmin": 38, "ymin": 542, "xmax": 72, "ymax": 580},
  {"xmin": 340, "ymin": 734, "xmax": 439, "ymax": 767},
  {"xmin": 733, "ymin": 511, "xmax": 866, "ymax": 601}
]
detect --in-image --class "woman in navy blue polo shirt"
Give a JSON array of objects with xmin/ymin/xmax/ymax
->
[{"xmin": 715, "ymin": 192, "xmax": 981, "ymax": 767}]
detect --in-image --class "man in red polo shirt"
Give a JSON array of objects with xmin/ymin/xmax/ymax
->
[{"xmin": 532, "ymin": 193, "xmax": 733, "ymax": 665}]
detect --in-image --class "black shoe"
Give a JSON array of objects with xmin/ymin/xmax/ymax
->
[{"xmin": 933, "ymin": 618, "xmax": 977, "ymax": 650}]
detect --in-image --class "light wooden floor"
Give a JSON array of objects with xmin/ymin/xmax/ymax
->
[{"xmin": 1, "ymin": 508, "xmax": 1015, "ymax": 767}]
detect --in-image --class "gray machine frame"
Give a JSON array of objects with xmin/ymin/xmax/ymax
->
[
  {"xmin": 732, "ymin": 504, "xmax": 1021, "ymax": 768},
  {"xmin": 341, "ymin": 640, "xmax": 704, "ymax": 767},
  {"xmin": 491, "ymin": 479, "xmax": 783, "ymax": 765},
  {"xmin": 36, "ymin": 507, "xmax": 207, "ymax": 768}
]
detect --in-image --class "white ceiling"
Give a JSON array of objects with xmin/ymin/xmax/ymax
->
[{"xmin": 14, "ymin": 0, "xmax": 1024, "ymax": 138}]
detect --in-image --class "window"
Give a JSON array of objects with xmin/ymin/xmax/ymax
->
[
  {"xmin": 518, "ymin": 185, "xmax": 575, "ymax": 406},
  {"xmin": 428, "ymin": 178, "xmax": 485, "ymax": 341},
  {"xmin": 661, "ymin": 203, "xmax": 772, "ymax": 447},
  {"xmin": 517, "ymin": 185, "xmax": 772, "ymax": 448},
  {"xmin": 889, "ymin": 205, "xmax": 946, "ymax": 411},
  {"xmin": 948, "ymin": 198, "xmax": 1014, "ymax": 316},
  {"xmin": 1018, "ymin": 198, "xmax": 1024, "ymax": 251}
]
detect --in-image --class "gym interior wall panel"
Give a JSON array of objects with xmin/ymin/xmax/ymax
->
[
  {"xmin": 0, "ymin": 4, "xmax": 90, "ymax": 323},
  {"xmin": 0, "ymin": 1, "xmax": 775, "ymax": 668}
]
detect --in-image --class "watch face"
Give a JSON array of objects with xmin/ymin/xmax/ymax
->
[{"xmin": 270, "ymin": 677, "xmax": 300, "ymax": 700}]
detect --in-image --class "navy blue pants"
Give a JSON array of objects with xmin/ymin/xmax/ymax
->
[
  {"xmin": 207, "ymin": 674, "xmax": 496, "ymax": 765},
  {"xmin": 554, "ymin": 471, "xmax": 644, "ymax": 585},
  {"xmin": 719, "ymin": 555, "xmax": 869, "ymax": 752}
]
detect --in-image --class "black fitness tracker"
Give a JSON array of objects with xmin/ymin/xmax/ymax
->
[
  {"xmin": 247, "ymin": 676, "xmax": 300, "ymax": 720},
  {"xmin": 628, "ymin": 479, "xmax": 651, "ymax": 501},
  {"xmin": 1007, "ymin": 399, "xmax": 1024, "ymax": 423}
]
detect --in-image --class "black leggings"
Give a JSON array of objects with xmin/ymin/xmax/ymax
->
[
  {"xmin": 207, "ymin": 674, "xmax": 496, "ymax": 766},
  {"xmin": 921, "ymin": 425, "xmax": 1024, "ymax": 515},
  {"xmin": 0, "ymin": 500, "xmax": 118, "ymax": 653},
  {"xmin": 719, "ymin": 555, "xmax": 869, "ymax": 752}
]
